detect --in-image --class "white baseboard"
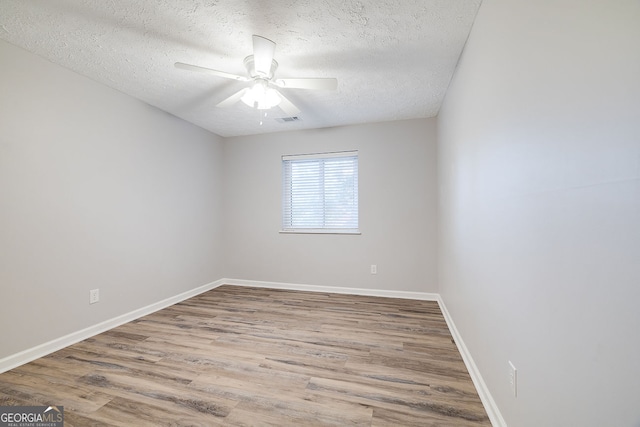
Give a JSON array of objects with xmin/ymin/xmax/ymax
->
[
  {"xmin": 437, "ymin": 296, "xmax": 507, "ymax": 427},
  {"xmin": 0, "ymin": 279, "xmax": 226, "ymax": 374},
  {"xmin": 222, "ymin": 278, "xmax": 440, "ymax": 301}
]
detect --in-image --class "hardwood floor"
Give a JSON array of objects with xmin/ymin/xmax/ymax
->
[{"xmin": 0, "ymin": 285, "xmax": 491, "ymax": 426}]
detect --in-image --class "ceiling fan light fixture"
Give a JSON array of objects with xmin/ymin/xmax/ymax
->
[{"xmin": 241, "ymin": 79, "xmax": 282, "ymax": 110}]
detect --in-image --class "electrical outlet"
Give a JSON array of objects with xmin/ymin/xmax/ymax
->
[
  {"xmin": 370, "ymin": 264, "xmax": 377, "ymax": 274},
  {"xmin": 509, "ymin": 361, "xmax": 517, "ymax": 397},
  {"xmin": 89, "ymin": 289, "xmax": 100, "ymax": 304}
]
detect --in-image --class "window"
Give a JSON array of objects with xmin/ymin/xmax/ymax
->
[{"xmin": 282, "ymin": 151, "xmax": 359, "ymax": 234}]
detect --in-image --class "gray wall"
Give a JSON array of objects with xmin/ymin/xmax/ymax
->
[
  {"xmin": 0, "ymin": 40, "xmax": 225, "ymax": 359},
  {"xmin": 223, "ymin": 119, "xmax": 438, "ymax": 292},
  {"xmin": 437, "ymin": 0, "xmax": 640, "ymax": 426}
]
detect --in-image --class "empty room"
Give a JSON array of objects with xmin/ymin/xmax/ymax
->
[{"xmin": 1, "ymin": 1, "xmax": 638, "ymax": 426}]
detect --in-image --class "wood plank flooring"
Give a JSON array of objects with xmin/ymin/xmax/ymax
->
[{"xmin": 0, "ymin": 285, "xmax": 491, "ymax": 426}]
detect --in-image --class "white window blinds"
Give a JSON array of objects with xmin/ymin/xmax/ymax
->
[{"xmin": 282, "ymin": 151, "xmax": 359, "ymax": 233}]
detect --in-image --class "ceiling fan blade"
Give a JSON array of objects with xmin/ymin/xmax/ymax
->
[
  {"xmin": 253, "ymin": 35, "xmax": 276, "ymax": 77},
  {"xmin": 175, "ymin": 62, "xmax": 248, "ymax": 81},
  {"xmin": 277, "ymin": 92, "xmax": 300, "ymax": 116},
  {"xmin": 216, "ymin": 88, "xmax": 249, "ymax": 108},
  {"xmin": 275, "ymin": 78, "xmax": 338, "ymax": 90}
]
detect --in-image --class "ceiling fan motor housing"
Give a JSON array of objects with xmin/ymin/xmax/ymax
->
[{"xmin": 244, "ymin": 55, "xmax": 278, "ymax": 80}]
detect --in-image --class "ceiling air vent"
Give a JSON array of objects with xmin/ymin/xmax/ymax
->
[{"xmin": 275, "ymin": 116, "xmax": 301, "ymax": 123}]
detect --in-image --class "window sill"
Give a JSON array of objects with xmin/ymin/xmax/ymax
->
[{"xmin": 280, "ymin": 229, "xmax": 361, "ymax": 235}]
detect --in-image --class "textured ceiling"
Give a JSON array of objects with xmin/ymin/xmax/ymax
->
[{"xmin": 0, "ymin": 0, "xmax": 481, "ymax": 137}]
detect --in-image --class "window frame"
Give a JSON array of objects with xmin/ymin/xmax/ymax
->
[{"xmin": 281, "ymin": 150, "xmax": 360, "ymax": 235}]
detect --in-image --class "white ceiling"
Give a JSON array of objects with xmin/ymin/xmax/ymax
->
[{"xmin": 0, "ymin": 0, "xmax": 481, "ymax": 137}]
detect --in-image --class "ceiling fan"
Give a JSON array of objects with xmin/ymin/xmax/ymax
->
[{"xmin": 175, "ymin": 35, "xmax": 338, "ymax": 116}]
